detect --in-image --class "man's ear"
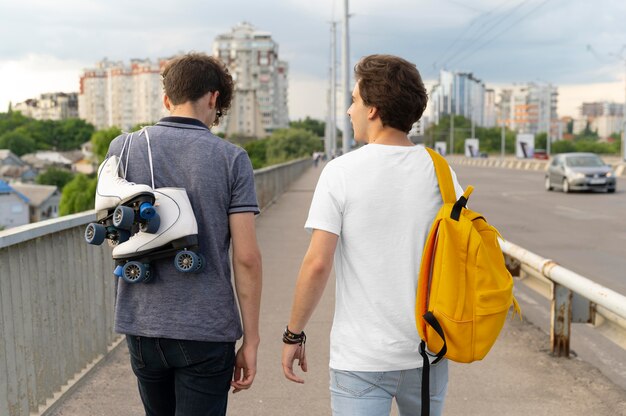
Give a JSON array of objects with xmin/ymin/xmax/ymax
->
[
  {"xmin": 209, "ymin": 90, "xmax": 220, "ymax": 110},
  {"xmin": 163, "ymin": 94, "xmax": 171, "ymax": 111},
  {"xmin": 368, "ymin": 106, "xmax": 379, "ymax": 120}
]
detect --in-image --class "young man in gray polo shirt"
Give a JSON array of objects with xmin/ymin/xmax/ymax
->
[{"xmin": 106, "ymin": 53, "xmax": 262, "ymax": 416}]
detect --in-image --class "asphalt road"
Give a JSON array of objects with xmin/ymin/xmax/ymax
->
[{"xmin": 450, "ymin": 163, "xmax": 626, "ymax": 391}]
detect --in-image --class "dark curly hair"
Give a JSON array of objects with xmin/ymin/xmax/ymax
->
[
  {"xmin": 162, "ymin": 52, "xmax": 234, "ymax": 124},
  {"xmin": 354, "ymin": 55, "xmax": 428, "ymax": 133}
]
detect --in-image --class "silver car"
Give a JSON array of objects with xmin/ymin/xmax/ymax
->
[{"xmin": 545, "ymin": 152, "xmax": 616, "ymax": 193}]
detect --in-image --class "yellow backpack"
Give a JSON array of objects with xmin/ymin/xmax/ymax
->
[{"xmin": 416, "ymin": 148, "xmax": 520, "ymax": 415}]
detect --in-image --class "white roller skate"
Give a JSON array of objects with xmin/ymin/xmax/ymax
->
[
  {"xmin": 111, "ymin": 187, "xmax": 204, "ymax": 284},
  {"xmin": 84, "ymin": 155, "xmax": 159, "ymax": 246}
]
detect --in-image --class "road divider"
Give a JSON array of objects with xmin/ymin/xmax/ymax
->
[{"xmin": 446, "ymin": 155, "xmax": 626, "ymax": 177}]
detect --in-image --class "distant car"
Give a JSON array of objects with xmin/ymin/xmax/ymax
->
[
  {"xmin": 545, "ymin": 153, "xmax": 616, "ymax": 193},
  {"xmin": 533, "ymin": 149, "xmax": 549, "ymax": 160}
]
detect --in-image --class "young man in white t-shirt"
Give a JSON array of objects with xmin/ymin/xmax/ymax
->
[{"xmin": 281, "ymin": 54, "xmax": 463, "ymax": 416}]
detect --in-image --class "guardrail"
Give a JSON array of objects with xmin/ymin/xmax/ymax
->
[
  {"xmin": 0, "ymin": 157, "xmax": 311, "ymax": 416},
  {"xmin": 501, "ymin": 240, "xmax": 626, "ymax": 356}
]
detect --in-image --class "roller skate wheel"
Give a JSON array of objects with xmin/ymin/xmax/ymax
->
[
  {"xmin": 194, "ymin": 253, "xmax": 206, "ymax": 273},
  {"xmin": 121, "ymin": 261, "xmax": 149, "ymax": 284},
  {"xmin": 85, "ymin": 223, "xmax": 106, "ymax": 245},
  {"xmin": 139, "ymin": 212, "xmax": 160, "ymax": 234},
  {"xmin": 139, "ymin": 202, "xmax": 156, "ymax": 220},
  {"xmin": 113, "ymin": 206, "xmax": 135, "ymax": 230},
  {"xmin": 174, "ymin": 250, "xmax": 200, "ymax": 273}
]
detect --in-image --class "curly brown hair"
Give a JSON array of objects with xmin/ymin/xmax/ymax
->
[
  {"xmin": 162, "ymin": 52, "xmax": 234, "ymax": 122},
  {"xmin": 354, "ymin": 55, "xmax": 428, "ymax": 133}
]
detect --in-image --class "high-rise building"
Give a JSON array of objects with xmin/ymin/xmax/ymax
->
[
  {"xmin": 576, "ymin": 101, "xmax": 623, "ymax": 139},
  {"xmin": 498, "ymin": 83, "xmax": 559, "ymax": 139},
  {"xmin": 14, "ymin": 92, "xmax": 78, "ymax": 121},
  {"xmin": 213, "ymin": 22, "xmax": 289, "ymax": 137},
  {"xmin": 78, "ymin": 58, "xmax": 169, "ymax": 131},
  {"xmin": 430, "ymin": 70, "xmax": 492, "ymax": 129}
]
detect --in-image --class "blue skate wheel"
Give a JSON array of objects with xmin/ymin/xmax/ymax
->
[
  {"xmin": 174, "ymin": 250, "xmax": 200, "ymax": 273},
  {"xmin": 113, "ymin": 265, "xmax": 123, "ymax": 277},
  {"xmin": 139, "ymin": 202, "xmax": 156, "ymax": 220},
  {"xmin": 113, "ymin": 206, "xmax": 135, "ymax": 230},
  {"xmin": 139, "ymin": 212, "xmax": 160, "ymax": 234},
  {"xmin": 194, "ymin": 253, "xmax": 206, "ymax": 273},
  {"xmin": 117, "ymin": 229, "xmax": 131, "ymax": 244},
  {"xmin": 85, "ymin": 223, "xmax": 106, "ymax": 245},
  {"xmin": 121, "ymin": 261, "xmax": 148, "ymax": 284},
  {"xmin": 141, "ymin": 268, "xmax": 153, "ymax": 283}
]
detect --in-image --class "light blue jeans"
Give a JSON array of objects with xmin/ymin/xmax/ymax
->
[{"xmin": 330, "ymin": 359, "xmax": 448, "ymax": 416}]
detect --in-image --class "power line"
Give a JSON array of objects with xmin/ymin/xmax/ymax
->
[
  {"xmin": 434, "ymin": 0, "xmax": 523, "ymax": 71},
  {"xmin": 445, "ymin": 0, "xmax": 554, "ymax": 69}
]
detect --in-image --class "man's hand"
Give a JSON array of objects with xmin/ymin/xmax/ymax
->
[
  {"xmin": 282, "ymin": 343, "xmax": 307, "ymax": 383},
  {"xmin": 231, "ymin": 341, "xmax": 259, "ymax": 393}
]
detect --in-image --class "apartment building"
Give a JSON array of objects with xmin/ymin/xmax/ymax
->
[
  {"xmin": 78, "ymin": 58, "xmax": 169, "ymax": 130},
  {"xmin": 575, "ymin": 101, "xmax": 624, "ymax": 138},
  {"xmin": 430, "ymin": 70, "xmax": 493, "ymax": 129},
  {"xmin": 213, "ymin": 22, "xmax": 289, "ymax": 137},
  {"xmin": 498, "ymin": 83, "xmax": 559, "ymax": 139},
  {"xmin": 14, "ymin": 92, "xmax": 78, "ymax": 121}
]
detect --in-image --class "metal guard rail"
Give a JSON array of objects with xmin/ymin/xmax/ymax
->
[{"xmin": 501, "ymin": 239, "xmax": 626, "ymax": 356}]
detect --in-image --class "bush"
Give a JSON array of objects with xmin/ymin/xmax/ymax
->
[
  {"xmin": 36, "ymin": 168, "xmax": 75, "ymax": 190},
  {"xmin": 59, "ymin": 174, "xmax": 97, "ymax": 215}
]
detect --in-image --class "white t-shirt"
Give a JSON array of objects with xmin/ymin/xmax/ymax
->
[{"xmin": 305, "ymin": 144, "xmax": 463, "ymax": 371}]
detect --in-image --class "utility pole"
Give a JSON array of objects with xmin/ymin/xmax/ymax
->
[
  {"xmin": 501, "ymin": 121, "xmax": 505, "ymax": 159},
  {"xmin": 331, "ymin": 21, "xmax": 337, "ymax": 157},
  {"xmin": 622, "ymin": 56, "xmax": 626, "ymax": 161},
  {"xmin": 342, "ymin": 0, "xmax": 352, "ymax": 155}
]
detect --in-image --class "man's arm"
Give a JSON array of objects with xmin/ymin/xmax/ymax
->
[
  {"xmin": 229, "ymin": 212, "xmax": 262, "ymax": 393},
  {"xmin": 282, "ymin": 229, "xmax": 338, "ymax": 383}
]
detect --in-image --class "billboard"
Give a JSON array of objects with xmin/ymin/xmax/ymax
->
[
  {"xmin": 464, "ymin": 138, "xmax": 479, "ymax": 158},
  {"xmin": 516, "ymin": 134, "xmax": 535, "ymax": 159},
  {"xmin": 434, "ymin": 141, "xmax": 447, "ymax": 156}
]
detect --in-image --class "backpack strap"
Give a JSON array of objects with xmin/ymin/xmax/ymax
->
[
  {"xmin": 419, "ymin": 311, "xmax": 447, "ymax": 416},
  {"xmin": 425, "ymin": 147, "xmax": 456, "ymax": 204}
]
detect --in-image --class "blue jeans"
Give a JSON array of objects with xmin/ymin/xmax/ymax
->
[
  {"xmin": 125, "ymin": 335, "xmax": 235, "ymax": 416},
  {"xmin": 330, "ymin": 360, "xmax": 448, "ymax": 416}
]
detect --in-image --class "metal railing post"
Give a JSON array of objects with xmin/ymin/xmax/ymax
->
[{"xmin": 551, "ymin": 282, "xmax": 572, "ymax": 357}]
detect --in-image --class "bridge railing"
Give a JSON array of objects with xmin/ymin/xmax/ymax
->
[
  {"xmin": 502, "ymin": 240, "xmax": 626, "ymax": 356},
  {"xmin": 0, "ymin": 157, "xmax": 311, "ymax": 416}
]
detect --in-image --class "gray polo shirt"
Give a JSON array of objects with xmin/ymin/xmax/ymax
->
[{"xmin": 107, "ymin": 116, "xmax": 259, "ymax": 342}]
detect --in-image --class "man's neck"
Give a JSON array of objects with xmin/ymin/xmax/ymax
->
[
  {"xmin": 168, "ymin": 103, "xmax": 209, "ymax": 126},
  {"xmin": 368, "ymin": 127, "xmax": 413, "ymax": 146}
]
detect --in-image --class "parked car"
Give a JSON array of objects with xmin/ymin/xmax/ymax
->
[
  {"xmin": 533, "ymin": 149, "xmax": 549, "ymax": 160},
  {"xmin": 545, "ymin": 153, "xmax": 616, "ymax": 193}
]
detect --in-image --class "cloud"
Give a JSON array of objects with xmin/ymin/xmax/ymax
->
[{"xmin": 1, "ymin": 0, "xmax": 625, "ymax": 120}]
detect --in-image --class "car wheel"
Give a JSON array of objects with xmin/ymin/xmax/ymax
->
[
  {"xmin": 545, "ymin": 176, "xmax": 553, "ymax": 191},
  {"xmin": 608, "ymin": 187, "xmax": 616, "ymax": 193},
  {"xmin": 562, "ymin": 178, "xmax": 570, "ymax": 193}
]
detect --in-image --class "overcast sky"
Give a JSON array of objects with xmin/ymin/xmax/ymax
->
[{"xmin": 1, "ymin": 0, "xmax": 625, "ymax": 121}]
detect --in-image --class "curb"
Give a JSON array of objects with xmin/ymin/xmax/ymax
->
[{"xmin": 446, "ymin": 156, "xmax": 626, "ymax": 177}]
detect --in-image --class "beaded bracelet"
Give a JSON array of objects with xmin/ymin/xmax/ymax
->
[{"xmin": 282, "ymin": 326, "xmax": 306, "ymax": 345}]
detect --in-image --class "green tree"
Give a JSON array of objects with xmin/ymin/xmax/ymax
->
[
  {"xmin": 36, "ymin": 167, "xmax": 75, "ymax": 190},
  {"xmin": 59, "ymin": 174, "xmax": 97, "ymax": 215},
  {"xmin": 244, "ymin": 139, "xmax": 268, "ymax": 169},
  {"xmin": 53, "ymin": 118, "xmax": 95, "ymax": 150},
  {"xmin": 535, "ymin": 133, "xmax": 547, "ymax": 150},
  {"xmin": 0, "ymin": 129, "xmax": 37, "ymax": 155},
  {"xmin": 551, "ymin": 140, "xmax": 576, "ymax": 153},
  {"xmin": 266, "ymin": 128, "xmax": 323, "ymax": 165},
  {"xmin": 91, "ymin": 127, "xmax": 122, "ymax": 162},
  {"xmin": 289, "ymin": 117, "xmax": 326, "ymax": 137}
]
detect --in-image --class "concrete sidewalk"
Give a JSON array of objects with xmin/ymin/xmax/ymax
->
[{"xmin": 48, "ymin": 165, "xmax": 626, "ymax": 416}]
